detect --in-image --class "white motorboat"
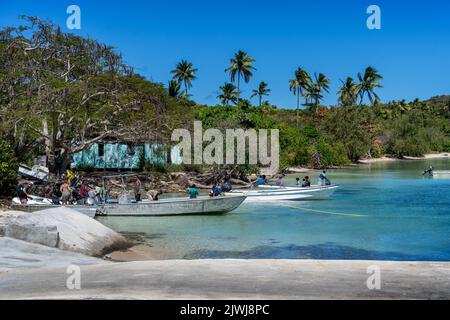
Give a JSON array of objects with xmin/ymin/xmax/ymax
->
[
  {"xmin": 11, "ymin": 195, "xmax": 246, "ymax": 217},
  {"xmin": 431, "ymin": 170, "xmax": 450, "ymax": 176},
  {"xmin": 11, "ymin": 196, "xmax": 98, "ymax": 218},
  {"xmin": 224, "ymin": 185, "xmax": 339, "ymax": 201}
]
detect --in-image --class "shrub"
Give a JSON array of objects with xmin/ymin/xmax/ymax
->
[{"xmin": 0, "ymin": 138, "xmax": 19, "ymax": 196}]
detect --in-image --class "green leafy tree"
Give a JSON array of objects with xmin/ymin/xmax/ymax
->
[
  {"xmin": 171, "ymin": 59, "xmax": 198, "ymax": 95},
  {"xmin": 289, "ymin": 68, "xmax": 311, "ymax": 126},
  {"xmin": 357, "ymin": 66, "xmax": 383, "ymax": 106},
  {"xmin": 217, "ymin": 83, "xmax": 238, "ymax": 106},
  {"xmin": 306, "ymin": 73, "xmax": 330, "ymax": 112},
  {"xmin": 251, "ymin": 81, "xmax": 271, "ymax": 107},
  {"xmin": 0, "ymin": 137, "xmax": 18, "ymax": 196},
  {"xmin": 337, "ymin": 77, "xmax": 358, "ymax": 106},
  {"xmin": 225, "ymin": 50, "xmax": 256, "ymax": 101},
  {"xmin": 168, "ymin": 79, "xmax": 182, "ymax": 98}
]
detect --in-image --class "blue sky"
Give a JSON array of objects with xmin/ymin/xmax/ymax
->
[{"xmin": 1, "ymin": 0, "xmax": 449, "ymax": 108}]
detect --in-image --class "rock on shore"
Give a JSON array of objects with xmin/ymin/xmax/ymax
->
[
  {"xmin": 0, "ymin": 237, "xmax": 108, "ymax": 270},
  {"xmin": 0, "ymin": 207, "xmax": 129, "ymax": 257}
]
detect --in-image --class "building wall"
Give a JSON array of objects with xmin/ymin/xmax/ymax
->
[{"xmin": 72, "ymin": 143, "xmax": 182, "ymax": 169}]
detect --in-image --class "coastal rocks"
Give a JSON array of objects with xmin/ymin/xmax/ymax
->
[
  {"xmin": 0, "ymin": 237, "xmax": 108, "ymax": 270},
  {"xmin": 0, "ymin": 207, "xmax": 130, "ymax": 257}
]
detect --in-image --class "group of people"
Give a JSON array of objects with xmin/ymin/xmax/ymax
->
[
  {"xmin": 17, "ymin": 171, "xmax": 334, "ymax": 205},
  {"xmin": 53, "ymin": 179, "xmax": 107, "ymax": 206},
  {"xmin": 186, "ymin": 182, "xmax": 227, "ymax": 199},
  {"xmin": 16, "ymin": 177, "xmax": 107, "ymax": 206},
  {"xmin": 255, "ymin": 170, "xmax": 331, "ymax": 187}
]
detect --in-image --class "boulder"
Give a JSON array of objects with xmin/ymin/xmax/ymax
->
[
  {"xmin": 0, "ymin": 207, "xmax": 130, "ymax": 257},
  {"xmin": 0, "ymin": 237, "xmax": 108, "ymax": 270}
]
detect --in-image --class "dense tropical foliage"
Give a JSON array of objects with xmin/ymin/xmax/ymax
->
[{"xmin": 1, "ymin": 17, "xmax": 449, "ymax": 194}]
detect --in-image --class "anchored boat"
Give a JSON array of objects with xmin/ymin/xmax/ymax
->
[
  {"xmin": 11, "ymin": 195, "xmax": 246, "ymax": 217},
  {"xmin": 224, "ymin": 185, "xmax": 339, "ymax": 201},
  {"xmin": 430, "ymin": 170, "xmax": 450, "ymax": 176}
]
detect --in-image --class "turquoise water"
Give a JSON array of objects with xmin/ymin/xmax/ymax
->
[{"xmin": 98, "ymin": 159, "xmax": 450, "ymax": 261}]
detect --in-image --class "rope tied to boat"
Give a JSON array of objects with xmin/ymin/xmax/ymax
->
[{"xmin": 279, "ymin": 204, "xmax": 367, "ymax": 217}]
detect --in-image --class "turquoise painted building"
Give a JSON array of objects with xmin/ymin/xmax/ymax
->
[{"xmin": 72, "ymin": 143, "xmax": 182, "ymax": 169}]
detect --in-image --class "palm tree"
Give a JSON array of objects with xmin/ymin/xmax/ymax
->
[
  {"xmin": 217, "ymin": 83, "xmax": 238, "ymax": 106},
  {"xmin": 251, "ymin": 81, "xmax": 271, "ymax": 106},
  {"xmin": 357, "ymin": 66, "xmax": 383, "ymax": 106},
  {"xmin": 307, "ymin": 72, "xmax": 330, "ymax": 113},
  {"xmin": 168, "ymin": 80, "xmax": 182, "ymax": 98},
  {"xmin": 289, "ymin": 68, "xmax": 311, "ymax": 126},
  {"xmin": 225, "ymin": 50, "xmax": 256, "ymax": 101},
  {"xmin": 337, "ymin": 77, "xmax": 358, "ymax": 106},
  {"xmin": 171, "ymin": 60, "xmax": 198, "ymax": 95}
]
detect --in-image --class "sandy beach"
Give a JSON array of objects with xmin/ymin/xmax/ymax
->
[
  {"xmin": 1, "ymin": 259, "xmax": 450, "ymax": 299},
  {"xmin": 358, "ymin": 153, "xmax": 450, "ymax": 164}
]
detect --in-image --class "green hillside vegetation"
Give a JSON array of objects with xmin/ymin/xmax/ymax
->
[{"xmin": 1, "ymin": 17, "xmax": 449, "ymax": 195}]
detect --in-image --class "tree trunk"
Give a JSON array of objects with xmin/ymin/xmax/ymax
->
[
  {"xmin": 42, "ymin": 118, "xmax": 56, "ymax": 173},
  {"xmin": 237, "ymin": 75, "xmax": 240, "ymax": 102},
  {"xmin": 259, "ymin": 95, "xmax": 262, "ymax": 107},
  {"xmin": 296, "ymin": 88, "xmax": 300, "ymax": 128},
  {"xmin": 60, "ymin": 149, "xmax": 72, "ymax": 175}
]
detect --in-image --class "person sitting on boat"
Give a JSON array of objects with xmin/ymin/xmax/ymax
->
[
  {"xmin": 209, "ymin": 185, "xmax": 222, "ymax": 197},
  {"xmin": 187, "ymin": 184, "xmax": 199, "ymax": 199},
  {"xmin": 275, "ymin": 174, "xmax": 285, "ymax": 187},
  {"xmin": 147, "ymin": 189, "xmax": 160, "ymax": 201},
  {"xmin": 51, "ymin": 192, "xmax": 61, "ymax": 205},
  {"xmin": 221, "ymin": 178, "xmax": 233, "ymax": 192},
  {"xmin": 17, "ymin": 181, "xmax": 33, "ymax": 204},
  {"xmin": 423, "ymin": 166, "xmax": 433, "ymax": 175},
  {"xmin": 257, "ymin": 175, "xmax": 266, "ymax": 185},
  {"xmin": 302, "ymin": 176, "xmax": 311, "ymax": 187},
  {"xmin": 296, "ymin": 177, "xmax": 301, "ymax": 186}
]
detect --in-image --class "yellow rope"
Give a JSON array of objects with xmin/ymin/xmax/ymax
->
[{"xmin": 278, "ymin": 203, "xmax": 367, "ymax": 218}]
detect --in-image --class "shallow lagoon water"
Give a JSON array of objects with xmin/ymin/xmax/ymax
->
[{"xmin": 98, "ymin": 159, "xmax": 450, "ymax": 261}]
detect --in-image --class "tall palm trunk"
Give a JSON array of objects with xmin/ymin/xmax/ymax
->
[
  {"xmin": 237, "ymin": 74, "xmax": 241, "ymax": 102},
  {"xmin": 259, "ymin": 95, "xmax": 262, "ymax": 107},
  {"xmin": 296, "ymin": 88, "xmax": 300, "ymax": 128}
]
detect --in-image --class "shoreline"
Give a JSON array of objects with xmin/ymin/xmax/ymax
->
[{"xmin": 357, "ymin": 152, "xmax": 450, "ymax": 164}]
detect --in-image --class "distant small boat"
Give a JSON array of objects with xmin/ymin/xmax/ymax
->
[
  {"xmin": 11, "ymin": 196, "xmax": 98, "ymax": 218},
  {"xmin": 430, "ymin": 170, "xmax": 450, "ymax": 176},
  {"xmin": 224, "ymin": 185, "xmax": 339, "ymax": 201},
  {"xmin": 11, "ymin": 195, "xmax": 246, "ymax": 217}
]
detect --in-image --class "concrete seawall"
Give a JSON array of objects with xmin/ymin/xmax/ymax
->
[{"xmin": 1, "ymin": 259, "xmax": 449, "ymax": 299}]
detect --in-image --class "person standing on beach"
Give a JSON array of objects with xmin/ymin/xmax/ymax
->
[
  {"xmin": 134, "ymin": 176, "xmax": 142, "ymax": 202},
  {"xmin": 78, "ymin": 181, "xmax": 88, "ymax": 205},
  {"xmin": 60, "ymin": 180, "xmax": 71, "ymax": 205}
]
